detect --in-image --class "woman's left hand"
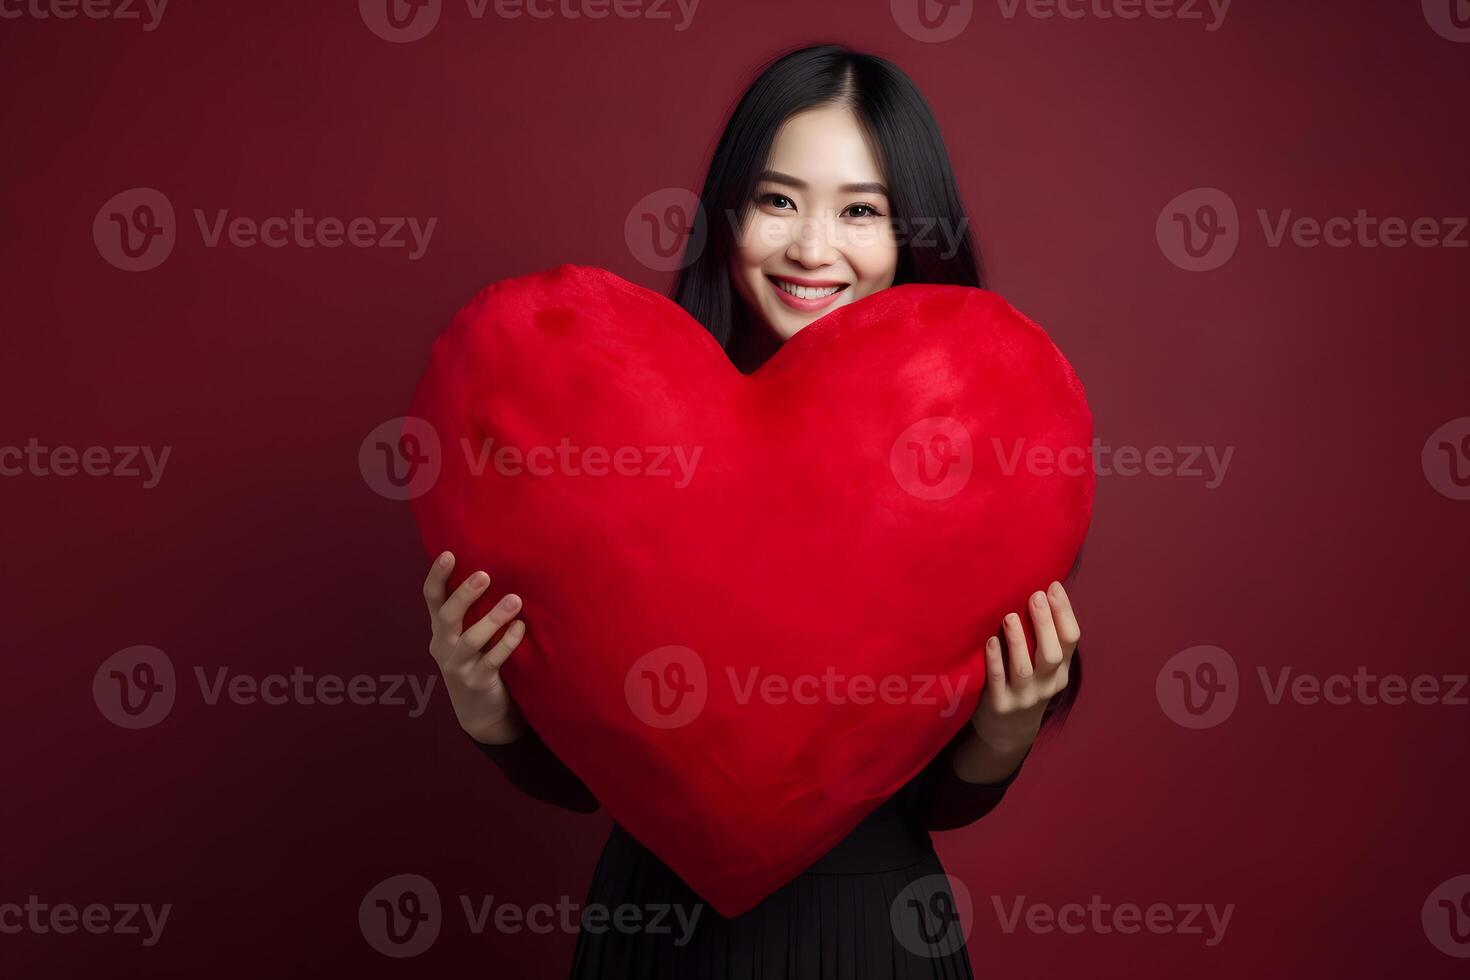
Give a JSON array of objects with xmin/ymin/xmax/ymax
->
[{"xmin": 968, "ymin": 580, "xmax": 1081, "ymax": 755}]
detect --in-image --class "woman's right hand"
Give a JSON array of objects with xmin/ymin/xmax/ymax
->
[{"xmin": 423, "ymin": 551, "xmax": 529, "ymax": 746}]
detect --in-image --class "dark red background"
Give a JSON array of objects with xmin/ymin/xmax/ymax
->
[{"xmin": 2, "ymin": 1, "xmax": 1467, "ymax": 976}]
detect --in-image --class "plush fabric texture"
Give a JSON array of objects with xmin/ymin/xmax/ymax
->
[{"xmin": 408, "ymin": 264, "xmax": 1094, "ymax": 918}]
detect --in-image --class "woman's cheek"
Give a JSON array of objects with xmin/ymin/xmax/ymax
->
[
  {"xmin": 738, "ymin": 215, "xmax": 782, "ymax": 258},
  {"xmin": 850, "ymin": 244, "xmax": 899, "ymax": 293}
]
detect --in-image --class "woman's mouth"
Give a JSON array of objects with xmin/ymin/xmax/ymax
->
[{"xmin": 766, "ymin": 275, "xmax": 850, "ymax": 313}]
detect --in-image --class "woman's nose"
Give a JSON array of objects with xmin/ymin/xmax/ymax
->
[{"xmin": 785, "ymin": 215, "xmax": 840, "ymax": 268}]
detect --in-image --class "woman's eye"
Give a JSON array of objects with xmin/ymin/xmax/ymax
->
[
  {"xmin": 843, "ymin": 203, "xmax": 884, "ymax": 219},
  {"xmin": 758, "ymin": 193, "xmax": 795, "ymax": 211}
]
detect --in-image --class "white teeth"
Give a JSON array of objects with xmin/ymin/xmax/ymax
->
[{"xmin": 774, "ymin": 279, "xmax": 842, "ymax": 300}]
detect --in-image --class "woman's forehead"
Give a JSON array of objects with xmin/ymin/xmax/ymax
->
[{"xmin": 764, "ymin": 107, "xmax": 886, "ymax": 188}]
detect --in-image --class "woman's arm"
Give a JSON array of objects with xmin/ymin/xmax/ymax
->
[
  {"xmin": 469, "ymin": 727, "xmax": 601, "ymax": 814},
  {"xmin": 423, "ymin": 553, "xmax": 599, "ymax": 812},
  {"xmin": 922, "ymin": 581, "xmax": 1081, "ymax": 830},
  {"xmin": 918, "ymin": 725, "xmax": 1031, "ymax": 831}
]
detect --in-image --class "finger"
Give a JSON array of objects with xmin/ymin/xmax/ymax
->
[
  {"xmin": 479, "ymin": 619, "xmax": 527, "ymax": 673},
  {"xmin": 982, "ymin": 635, "xmax": 1010, "ymax": 708},
  {"xmin": 1028, "ymin": 589, "xmax": 1064, "ymax": 671},
  {"xmin": 460, "ymin": 592, "xmax": 524, "ymax": 654},
  {"xmin": 1003, "ymin": 612, "xmax": 1033, "ymax": 681},
  {"xmin": 437, "ymin": 569, "xmax": 491, "ymax": 636},
  {"xmin": 1047, "ymin": 581, "xmax": 1081, "ymax": 662},
  {"xmin": 422, "ymin": 551, "xmax": 454, "ymax": 614}
]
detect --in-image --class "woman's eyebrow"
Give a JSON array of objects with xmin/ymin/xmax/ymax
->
[{"xmin": 756, "ymin": 170, "xmax": 890, "ymax": 196}]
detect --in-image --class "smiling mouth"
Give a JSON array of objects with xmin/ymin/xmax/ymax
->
[{"xmin": 766, "ymin": 275, "xmax": 850, "ymax": 310}]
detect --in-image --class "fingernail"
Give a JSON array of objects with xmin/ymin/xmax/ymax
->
[
  {"xmin": 471, "ymin": 571, "xmax": 489, "ymax": 587},
  {"xmin": 439, "ymin": 552, "xmax": 453, "ymax": 566},
  {"xmin": 1032, "ymin": 591, "xmax": 1047, "ymax": 608},
  {"xmin": 1049, "ymin": 581, "xmax": 1064, "ymax": 596},
  {"xmin": 499, "ymin": 594, "xmax": 522, "ymax": 612}
]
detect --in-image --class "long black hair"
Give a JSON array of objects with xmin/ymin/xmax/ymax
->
[
  {"xmin": 673, "ymin": 43, "xmax": 1082, "ymax": 733},
  {"xmin": 672, "ymin": 44, "xmax": 985, "ymax": 352}
]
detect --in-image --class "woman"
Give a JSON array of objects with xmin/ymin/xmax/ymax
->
[{"xmin": 422, "ymin": 44, "xmax": 1085, "ymax": 978}]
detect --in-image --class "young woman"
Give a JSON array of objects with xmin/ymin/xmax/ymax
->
[{"xmin": 421, "ymin": 44, "xmax": 1085, "ymax": 979}]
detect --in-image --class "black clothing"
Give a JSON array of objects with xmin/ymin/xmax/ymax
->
[{"xmin": 473, "ymin": 725, "xmax": 1026, "ymax": 979}]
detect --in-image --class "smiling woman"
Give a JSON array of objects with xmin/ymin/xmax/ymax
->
[
  {"xmin": 432, "ymin": 43, "xmax": 1088, "ymax": 979},
  {"xmin": 732, "ymin": 106, "xmax": 900, "ymax": 329},
  {"xmin": 674, "ymin": 44, "xmax": 983, "ymax": 373}
]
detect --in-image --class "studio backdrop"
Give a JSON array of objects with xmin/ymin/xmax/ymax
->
[{"xmin": 2, "ymin": 2, "xmax": 1468, "ymax": 977}]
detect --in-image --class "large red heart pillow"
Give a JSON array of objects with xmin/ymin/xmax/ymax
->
[{"xmin": 408, "ymin": 264, "xmax": 1093, "ymax": 917}]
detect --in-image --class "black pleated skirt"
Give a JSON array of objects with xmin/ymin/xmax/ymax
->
[{"xmin": 568, "ymin": 809, "xmax": 976, "ymax": 980}]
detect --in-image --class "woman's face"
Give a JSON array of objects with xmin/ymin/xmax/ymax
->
[{"xmin": 729, "ymin": 105, "xmax": 898, "ymax": 342}]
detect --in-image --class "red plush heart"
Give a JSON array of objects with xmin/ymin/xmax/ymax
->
[{"xmin": 408, "ymin": 264, "xmax": 1093, "ymax": 917}]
